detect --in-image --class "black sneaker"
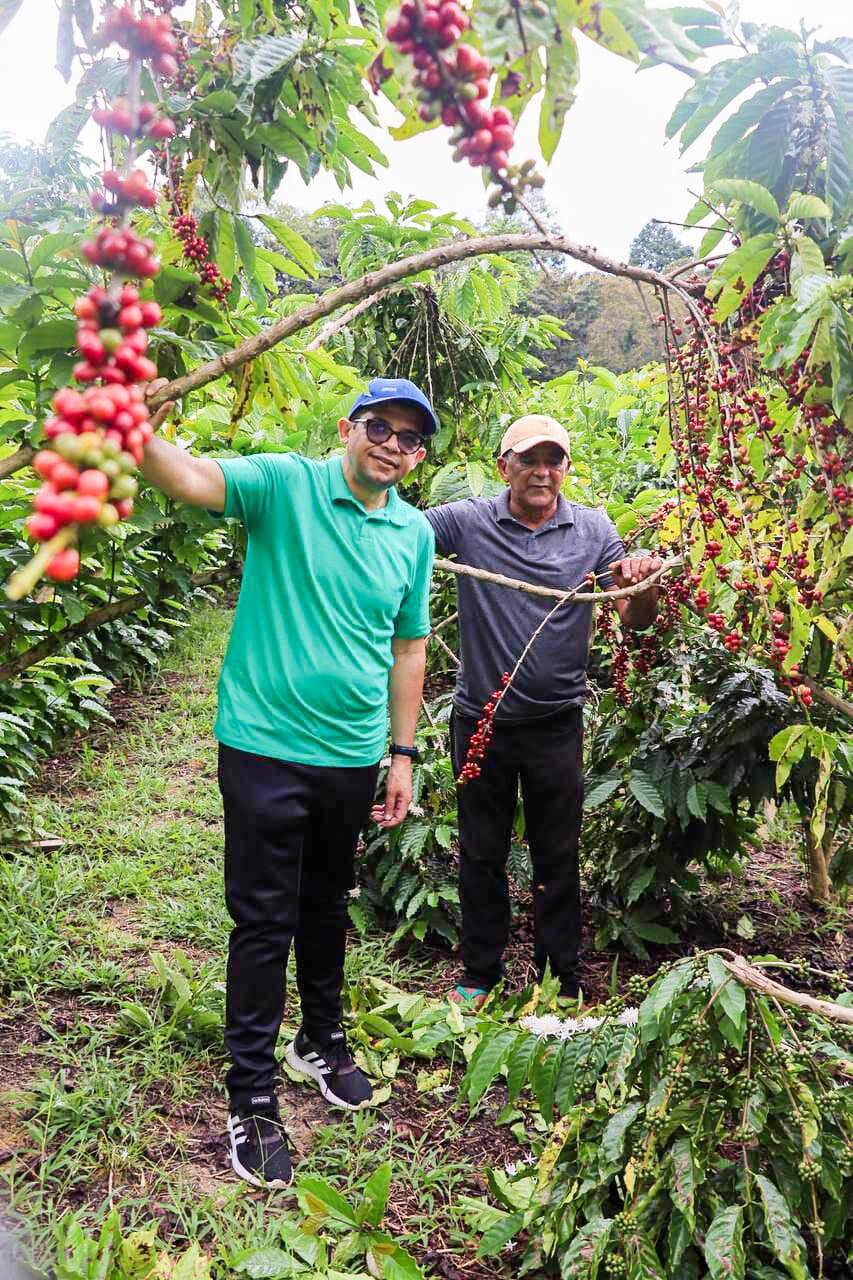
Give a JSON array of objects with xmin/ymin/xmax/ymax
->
[
  {"xmin": 227, "ymin": 1093, "xmax": 293, "ymax": 1188},
  {"xmin": 285, "ymin": 1026, "xmax": 374, "ymax": 1110}
]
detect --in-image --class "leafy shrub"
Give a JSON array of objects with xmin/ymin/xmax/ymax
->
[
  {"xmin": 353, "ymin": 744, "xmax": 461, "ymax": 947},
  {"xmin": 461, "ymin": 954, "xmax": 853, "ymax": 1278},
  {"xmin": 583, "ymin": 639, "xmax": 851, "ymax": 954}
]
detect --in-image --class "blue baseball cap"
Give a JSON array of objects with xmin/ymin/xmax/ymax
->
[{"xmin": 348, "ymin": 377, "xmax": 439, "ymax": 437}]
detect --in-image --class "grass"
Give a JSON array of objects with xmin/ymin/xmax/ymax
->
[
  {"xmin": 0, "ymin": 605, "xmax": 518, "ymax": 1278},
  {"xmin": 2, "ymin": 603, "xmax": 847, "ymax": 1278}
]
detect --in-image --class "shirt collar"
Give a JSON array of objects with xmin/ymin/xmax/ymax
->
[
  {"xmin": 328, "ymin": 455, "xmax": 408, "ymax": 526},
  {"xmin": 494, "ymin": 487, "xmax": 575, "ymax": 529}
]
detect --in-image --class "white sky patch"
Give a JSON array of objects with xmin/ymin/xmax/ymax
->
[{"xmin": 0, "ymin": 1, "xmax": 846, "ymax": 259}]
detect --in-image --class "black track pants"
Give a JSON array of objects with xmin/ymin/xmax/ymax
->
[{"xmin": 218, "ymin": 742, "xmax": 379, "ymax": 1107}]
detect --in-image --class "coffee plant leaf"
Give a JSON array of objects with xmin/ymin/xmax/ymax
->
[
  {"xmin": 752, "ymin": 1174, "xmax": 808, "ymax": 1280},
  {"xmin": 707, "ymin": 954, "xmax": 747, "ymax": 1035},
  {"xmin": 464, "ymin": 1027, "xmax": 518, "ymax": 1107},
  {"xmin": 712, "ymin": 179, "xmax": 780, "ymax": 222},
  {"xmin": 627, "ymin": 769, "xmax": 665, "ymax": 818},
  {"xmin": 600, "ymin": 1100, "xmax": 643, "ymax": 1169},
  {"xmin": 559, "ymin": 1216, "xmax": 613, "ymax": 1279},
  {"xmin": 506, "ymin": 1031, "xmax": 541, "ymax": 1103},
  {"xmin": 704, "ymin": 1203, "xmax": 745, "ymax": 1280},
  {"xmin": 532, "ymin": 1042, "xmax": 563, "ymax": 1123},
  {"xmin": 476, "ymin": 1211, "xmax": 524, "ymax": 1258},
  {"xmin": 584, "ymin": 776, "xmax": 622, "ymax": 809},
  {"xmin": 668, "ymin": 1135, "xmax": 697, "ymax": 1230}
]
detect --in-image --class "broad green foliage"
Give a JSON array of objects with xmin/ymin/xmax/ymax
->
[
  {"xmin": 582, "ymin": 639, "xmax": 852, "ymax": 954},
  {"xmin": 459, "ymin": 956, "xmax": 852, "ymax": 1278}
]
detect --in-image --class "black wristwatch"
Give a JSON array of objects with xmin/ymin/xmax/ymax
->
[{"xmin": 389, "ymin": 743, "xmax": 420, "ymax": 761}]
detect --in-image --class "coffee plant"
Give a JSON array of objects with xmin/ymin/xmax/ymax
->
[{"xmin": 460, "ymin": 954, "xmax": 853, "ymax": 1279}]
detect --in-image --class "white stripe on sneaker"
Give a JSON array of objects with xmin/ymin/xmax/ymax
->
[{"xmin": 284, "ymin": 1040, "xmax": 371, "ymax": 1111}]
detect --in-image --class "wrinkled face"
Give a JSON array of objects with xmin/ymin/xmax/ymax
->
[
  {"xmin": 339, "ymin": 401, "xmax": 428, "ymax": 491},
  {"xmin": 497, "ymin": 442, "xmax": 569, "ymax": 512}
]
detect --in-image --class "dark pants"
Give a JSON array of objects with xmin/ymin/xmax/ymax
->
[
  {"xmin": 450, "ymin": 707, "xmax": 584, "ymax": 991},
  {"xmin": 218, "ymin": 742, "xmax": 379, "ymax": 1107}
]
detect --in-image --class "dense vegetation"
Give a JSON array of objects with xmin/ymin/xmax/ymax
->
[{"xmin": 0, "ymin": 1, "xmax": 850, "ymax": 1277}]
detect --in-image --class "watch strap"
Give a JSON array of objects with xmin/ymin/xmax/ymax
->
[{"xmin": 389, "ymin": 743, "xmax": 419, "ymax": 760}]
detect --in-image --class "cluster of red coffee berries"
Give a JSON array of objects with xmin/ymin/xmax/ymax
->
[
  {"xmin": 81, "ymin": 226, "xmax": 160, "ymax": 277},
  {"xmin": 171, "ymin": 211, "xmax": 231, "ymax": 304},
  {"xmin": 96, "ymin": 5, "xmax": 180, "ymax": 78},
  {"xmin": 457, "ymin": 672, "xmax": 510, "ymax": 784},
  {"xmin": 385, "ymin": 1, "xmax": 517, "ymax": 179},
  {"xmin": 92, "ymin": 98, "xmax": 176, "ymax": 141},
  {"xmin": 71, "ymin": 284, "xmax": 161, "ymax": 388},
  {"xmin": 7, "ymin": 9, "xmax": 183, "ymax": 599}
]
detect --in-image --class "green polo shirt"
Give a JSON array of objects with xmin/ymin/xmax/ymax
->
[{"xmin": 213, "ymin": 452, "xmax": 434, "ymax": 767}]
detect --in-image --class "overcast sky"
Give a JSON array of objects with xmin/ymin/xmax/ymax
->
[{"xmin": 0, "ymin": 0, "xmax": 846, "ymax": 259}]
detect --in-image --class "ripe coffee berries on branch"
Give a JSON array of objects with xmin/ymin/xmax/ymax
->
[{"xmin": 385, "ymin": 1, "xmax": 518, "ymax": 181}]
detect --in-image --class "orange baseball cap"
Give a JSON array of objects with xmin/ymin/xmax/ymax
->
[{"xmin": 499, "ymin": 414, "xmax": 571, "ymax": 458}]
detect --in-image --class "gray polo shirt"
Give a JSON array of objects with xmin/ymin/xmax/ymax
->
[{"xmin": 424, "ymin": 490, "xmax": 625, "ymax": 721}]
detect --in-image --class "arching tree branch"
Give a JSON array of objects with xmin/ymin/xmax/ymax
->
[{"xmin": 148, "ymin": 232, "xmax": 703, "ymax": 409}]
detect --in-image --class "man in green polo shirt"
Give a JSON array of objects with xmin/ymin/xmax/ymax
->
[{"xmin": 141, "ymin": 377, "xmax": 436, "ymax": 1189}]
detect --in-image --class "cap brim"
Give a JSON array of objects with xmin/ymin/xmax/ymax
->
[
  {"xmin": 359, "ymin": 394, "xmax": 438, "ymax": 436},
  {"xmin": 502, "ymin": 434, "xmax": 570, "ymax": 456}
]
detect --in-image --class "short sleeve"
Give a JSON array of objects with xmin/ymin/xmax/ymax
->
[
  {"xmin": 216, "ymin": 453, "xmax": 296, "ymax": 530},
  {"xmin": 422, "ymin": 501, "xmax": 467, "ymax": 555},
  {"xmin": 394, "ymin": 520, "xmax": 435, "ymax": 639},
  {"xmin": 594, "ymin": 513, "xmax": 626, "ymax": 585}
]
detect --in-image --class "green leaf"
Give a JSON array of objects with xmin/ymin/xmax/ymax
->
[
  {"xmin": 234, "ymin": 1248, "xmax": 297, "ymax": 1279},
  {"xmin": 477, "ymin": 1211, "xmax": 523, "ymax": 1258},
  {"xmin": 506, "ymin": 1031, "xmax": 540, "ymax": 1102},
  {"xmin": 539, "ymin": 32, "xmax": 579, "ymax": 163},
  {"xmin": 712, "ymin": 179, "xmax": 780, "ymax": 222},
  {"xmin": 233, "ymin": 216, "xmax": 256, "ymax": 276},
  {"xmin": 561, "ymin": 1217, "xmax": 613, "ymax": 1278},
  {"xmin": 707, "ymin": 954, "xmax": 746, "ymax": 1042},
  {"xmin": 195, "ymin": 89, "xmax": 239, "ymax": 113},
  {"xmin": 232, "ymin": 33, "xmax": 307, "ymax": 89},
  {"xmin": 706, "ymin": 79, "xmax": 792, "ymax": 160},
  {"xmin": 358, "ymin": 1161, "xmax": 391, "ymax": 1227},
  {"xmin": 829, "ymin": 303, "xmax": 853, "ymax": 418},
  {"xmin": 628, "ymin": 770, "xmax": 665, "ymax": 818},
  {"xmin": 600, "ymin": 1100, "xmax": 643, "ymax": 1167},
  {"xmin": 686, "ymin": 781, "xmax": 707, "ymax": 820},
  {"xmin": 631, "ymin": 920, "xmax": 678, "ymax": 944},
  {"xmin": 752, "ymin": 1174, "xmax": 808, "ymax": 1280},
  {"xmin": 669, "ymin": 1136, "xmax": 696, "ymax": 1230},
  {"xmin": 707, "ymin": 234, "xmax": 777, "ymax": 322},
  {"xmin": 17, "ymin": 319, "xmax": 76, "ymax": 362},
  {"xmin": 785, "ymin": 193, "xmax": 831, "ymax": 222},
  {"xmin": 257, "ymin": 215, "xmax": 321, "ymax": 277},
  {"xmin": 532, "ymin": 1043, "xmax": 563, "ymax": 1123},
  {"xmin": 465, "ymin": 1029, "xmax": 517, "ymax": 1107},
  {"xmin": 29, "ymin": 232, "xmax": 81, "ymax": 275},
  {"xmin": 704, "ymin": 1204, "xmax": 744, "ymax": 1280},
  {"xmin": 295, "ymin": 1176, "xmax": 359, "ymax": 1227},
  {"xmin": 584, "ymin": 776, "xmax": 621, "ymax": 809}
]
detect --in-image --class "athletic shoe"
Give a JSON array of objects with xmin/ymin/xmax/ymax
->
[
  {"xmin": 227, "ymin": 1093, "xmax": 293, "ymax": 1188},
  {"xmin": 447, "ymin": 983, "xmax": 489, "ymax": 1010},
  {"xmin": 284, "ymin": 1026, "xmax": 373, "ymax": 1110}
]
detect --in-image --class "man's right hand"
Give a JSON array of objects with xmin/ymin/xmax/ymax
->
[{"xmin": 140, "ymin": 378, "xmax": 226, "ymax": 511}]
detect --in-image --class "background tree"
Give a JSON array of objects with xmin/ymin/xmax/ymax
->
[{"xmin": 628, "ymin": 219, "xmax": 692, "ymax": 271}]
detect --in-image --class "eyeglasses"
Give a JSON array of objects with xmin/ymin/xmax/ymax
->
[
  {"xmin": 513, "ymin": 447, "xmax": 568, "ymax": 469},
  {"xmin": 355, "ymin": 416, "xmax": 426, "ymax": 456}
]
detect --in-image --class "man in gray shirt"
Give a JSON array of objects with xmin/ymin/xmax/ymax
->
[{"xmin": 423, "ymin": 414, "xmax": 662, "ymax": 1003}]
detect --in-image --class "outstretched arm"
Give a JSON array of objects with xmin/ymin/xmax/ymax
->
[{"xmin": 139, "ymin": 383, "xmax": 225, "ymax": 510}]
